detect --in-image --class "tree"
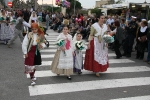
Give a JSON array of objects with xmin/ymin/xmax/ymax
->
[
  {"xmin": 66, "ymin": 0, "xmax": 82, "ymax": 14},
  {"xmin": 115, "ymin": 0, "xmax": 125, "ymax": 4},
  {"xmin": 91, "ymin": 8, "xmax": 102, "ymax": 15},
  {"xmin": 46, "ymin": 6, "xmax": 61, "ymax": 12}
]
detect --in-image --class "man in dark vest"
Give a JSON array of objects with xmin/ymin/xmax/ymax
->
[
  {"xmin": 122, "ymin": 16, "xmax": 138, "ymax": 57},
  {"xmin": 7, "ymin": 13, "xmax": 31, "ymax": 48}
]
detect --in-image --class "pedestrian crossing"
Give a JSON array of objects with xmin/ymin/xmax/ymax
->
[{"xmin": 27, "ymin": 30, "xmax": 150, "ymax": 99}]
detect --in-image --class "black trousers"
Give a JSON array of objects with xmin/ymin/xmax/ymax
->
[
  {"xmin": 123, "ymin": 34, "xmax": 135, "ymax": 56},
  {"xmin": 136, "ymin": 41, "xmax": 146, "ymax": 59},
  {"xmin": 114, "ymin": 40, "xmax": 122, "ymax": 57}
]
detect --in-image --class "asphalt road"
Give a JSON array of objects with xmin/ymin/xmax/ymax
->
[{"xmin": 0, "ymin": 30, "xmax": 150, "ymax": 100}]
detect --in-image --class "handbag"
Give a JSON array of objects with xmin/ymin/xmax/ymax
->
[{"xmin": 140, "ymin": 35, "xmax": 147, "ymax": 42}]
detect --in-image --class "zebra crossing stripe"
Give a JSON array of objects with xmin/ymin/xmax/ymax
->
[
  {"xmin": 111, "ymin": 95, "xmax": 150, "ymax": 100},
  {"xmin": 27, "ymin": 66, "xmax": 150, "ymax": 78},
  {"xmin": 41, "ymin": 53, "xmax": 116, "ymax": 58},
  {"xmin": 28, "ymin": 77, "xmax": 150, "ymax": 96},
  {"xmin": 40, "ymin": 59, "xmax": 134, "ymax": 66},
  {"xmin": 41, "ymin": 49, "xmax": 86, "ymax": 53}
]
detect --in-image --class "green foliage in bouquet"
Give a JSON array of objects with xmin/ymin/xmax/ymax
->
[
  {"xmin": 56, "ymin": 39, "xmax": 65, "ymax": 47},
  {"xmin": 0, "ymin": 17, "xmax": 4, "ymax": 21},
  {"xmin": 75, "ymin": 41, "xmax": 84, "ymax": 50},
  {"xmin": 39, "ymin": 26, "xmax": 44, "ymax": 31}
]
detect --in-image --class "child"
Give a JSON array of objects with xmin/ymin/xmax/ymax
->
[
  {"xmin": 73, "ymin": 33, "xmax": 87, "ymax": 74},
  {"xmin": 22, "ymin": 23, "xmax": 45, "ymax": 86},
  {"xmin": 50, "ymin": 26, "xmax": 74, "ymax": 80}
]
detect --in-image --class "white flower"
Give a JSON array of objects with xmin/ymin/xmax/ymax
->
[{"xmin": 77, "ymin": 43, "xmax": 81, "ymax": 48}]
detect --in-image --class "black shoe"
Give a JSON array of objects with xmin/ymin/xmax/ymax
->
[
  {"xmin": 78, "ymin": 72, "xmax": 82, "ymax": 74},
  {"xmin": 122, "ymin": 53, "xmax": 126, "ymax": 56},
  {"xmin": 114, "ymin": 56, "xmax": 121, "ymax": 59},
  {"xmin": 67, "ymin": 76, "xmax": 72, "ymax": 80},
  {"xmin": 126, "ymin": 55, "xmax": 131, "ymax": 58},
  {"xmin": 139, "ymin": 57, "xmax": 143, "ymax": 60}
]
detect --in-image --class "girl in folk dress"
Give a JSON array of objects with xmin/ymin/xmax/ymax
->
[
  {"xmin": 22, "ymin": 23, "xmax": 45, "ymax": 86},
  {"xmin": 50, "ymin": 26, "xmax": 74, "ymax": 80},
  {"xmin": 73, "ymin": 33, "xmax": 87, "ymax": 74},
  {"xmin": 84, "ymin": 14, "xmax": 109, "ymax": 77}
]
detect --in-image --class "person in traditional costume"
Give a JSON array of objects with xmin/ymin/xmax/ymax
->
[
  {"xmin": 7, "ymin": 12, "xmax": 16, "ymax": 40},
  {"xmin": 136, "ymin": 20, "xmax": 148, "ymax": 60},
  {"xmin": 0, "ymin": 9, "xmax": 12, "ymax": 44},
  {"xmin": 73, "ymin": 33, "xmax": 87, "ymax": 74},
  {"xmin": 7, "ymin": 13, "xmax": 31, "ymax": 48},
  {"xmin": 84, "ymin": 14, "xmax": 109, "ymax": 77},
  {"xmin": 29, "ymin": 11, "xmax": 38, "ymax": 25},
  {"xmin": 50, "ymin": 26, "xmax": 74, "ymax": 80},
  {"xmin": 22, "ymin": 23, "xmax": 45, "ymax": 86}
]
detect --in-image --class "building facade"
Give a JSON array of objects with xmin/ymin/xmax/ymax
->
[{"xmin": 95, "ymin": 0, "xmax": 115, "ymax": 8}]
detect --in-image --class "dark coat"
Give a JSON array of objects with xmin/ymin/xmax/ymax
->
[{"xmin": 115, "ymin": 27, "xmax": 125, "ymax": 44}]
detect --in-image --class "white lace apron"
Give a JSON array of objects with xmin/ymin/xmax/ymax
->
[
  {"xmin": 92, "ymin": 23, "xmax": 108, "ymax": 65},
  {"xmin": 57, "ymin": 33, "xmax": 73, "ymax": 69}
]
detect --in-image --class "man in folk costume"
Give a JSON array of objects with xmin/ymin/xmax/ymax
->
[
  {"xmin": 84, "ymin": 14, "xmax": 109, "ymax": 77},
  {"xmin": 7, "ymin": 13, "xmax": 31, "ymax": 48}
]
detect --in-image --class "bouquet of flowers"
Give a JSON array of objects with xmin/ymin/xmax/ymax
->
[
  {"xmin": 56, "ymin": 39, "xmax": 65, "ymax": 46},
  {"xmin": 75, "ymin": 41, "xmax": 84, "ymax": 50},
  {"xmin": 36, "ymin": 35, "xmax": 45, "ymax": 55},
  {"xmin": 56, "ymin": 39, "xmax": 66, "ymax": 56},
  {"xmin": 103, "ymin": 34, "xmax": 114, "ymax": 43},
  {"xmin": 0, "ymin": 17, "xmax": 4, "ymax": 21},
  {"xmin": 10, "ymin": 19, "xmax": 16, "ymax": 24},
  {"xmin": 39, "ymin": 26, "xmax": 44, "ymax": 32},
  {"xmin": 38, "ymin": 16, "xmax": 42, "ymax": 22}
]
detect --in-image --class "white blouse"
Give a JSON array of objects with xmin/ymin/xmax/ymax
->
[
  {"xmin": 22, "ymin": 33, "xmax": 45, "ymax": 54},
  {"xmin": 31, "ymin": 17, "xmax": 37, "ymax": 23}
]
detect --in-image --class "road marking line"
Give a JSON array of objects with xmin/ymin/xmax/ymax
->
[
  {"xmin": 29, "ymin": 77, "xmax": 150, "ymax": 96},
  {"xmin": 111, "ymin": 95, "xmax": 150, "ymax": 100}
]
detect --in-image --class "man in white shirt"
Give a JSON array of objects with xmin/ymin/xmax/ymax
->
[
  {"xmin": 7, "ymin": 13, "xmax": 31, "ymax": 48},
  {"xmin": 106, "ymin": 15, "xmax": 114, "ymax": 25}
]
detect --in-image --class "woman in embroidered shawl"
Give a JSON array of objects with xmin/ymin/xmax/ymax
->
[
  {"xmin": 84, "ymin": 14, "xmax": 109, "ymax": 77},
  {"xmin": 22, "ymin": 23, "xmax": 45, "ymax": 86},
  {"xmin": 50, "ymin": 26, "xmax": 74, "ymax": 80}
]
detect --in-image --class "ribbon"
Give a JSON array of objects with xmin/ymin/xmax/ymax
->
[{"xmin": 35, "ymin": 45, "xmax": 38, "ymax": 55}]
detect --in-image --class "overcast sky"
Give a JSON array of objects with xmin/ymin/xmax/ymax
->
[{"xmin": 38, "ymin": 0, "xmax": 150, "ymax": 8}]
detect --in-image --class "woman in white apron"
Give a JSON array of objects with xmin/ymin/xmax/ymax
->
[{"xmin": 84, "ymin": 14, "xmax": 109, "ymax": 77}]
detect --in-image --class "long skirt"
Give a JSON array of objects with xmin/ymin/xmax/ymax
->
[
  {"xmin": 50, "ymin": 50, "xmax": 73, "ymax": 76},
  {"xmin": 24, "ymin": 46, "xmax": 41, "ymax": 74},
  {"xmin": 84, "ymin": 39, "xmax": 109, "ymax": 72},
  {"xmin": 73, "ymin": 50, "xmax": 83, "ymax": 72},
  {"xmin": 0, "ymin": 23, "xmax": 12, "ymax": 41}
]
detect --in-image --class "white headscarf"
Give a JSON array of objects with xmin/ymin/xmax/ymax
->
[
  {"xmin": 73, "ymin": 33, "xmax": 83, "ymax": 42},
  {"xmin": 29, "ymin": 11, "xmax": 38, "ymax": 25}
]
